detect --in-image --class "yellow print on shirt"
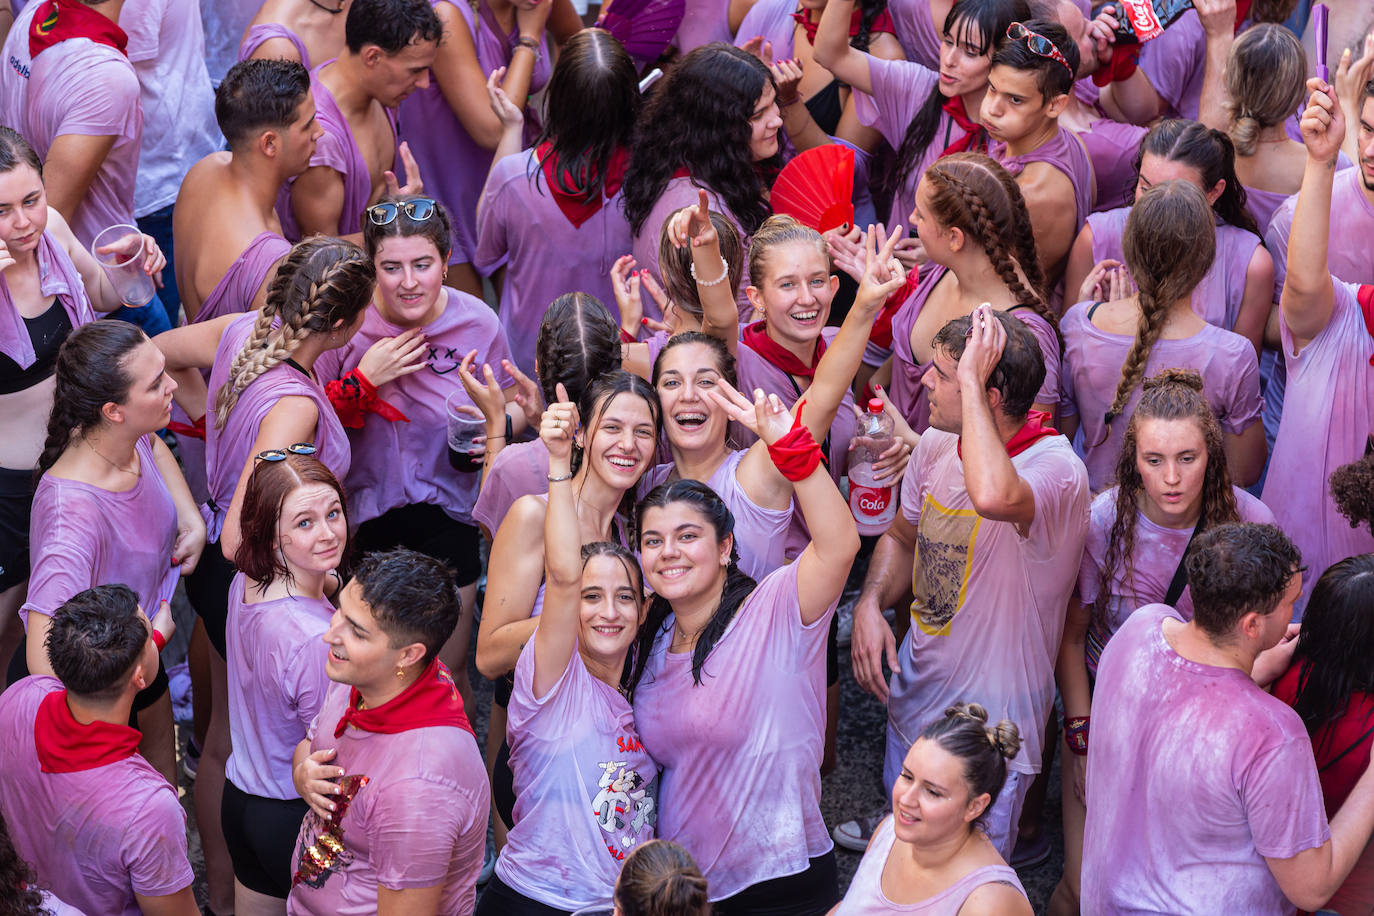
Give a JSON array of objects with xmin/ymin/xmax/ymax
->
[{"xmin": 912, "ymin": 493, "xmax": 980, "ymax": 635}]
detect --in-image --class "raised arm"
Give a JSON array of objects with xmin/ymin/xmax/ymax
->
[
  {"xmin": 1194, "ymin": 0, "xmax": 1237, "ymax": 132},
  {"xmin": 671, "ymin": 190, "xmax": 741, "ymax": 348},
  {"xmin": 811, "ymin": 0, "xmax": 875, "ymax": 94},
  {"xmin": 47, "ymin": 207, "xmax": 162, "ymax": 314},
  {"xmin": 532, "ymin": 388, "xmax": 581, "ymax": 699},
  {"xmin": 475, "ymin": 494, "xmax": 546, "ymax": 680},
  {"xmin": 1282, "ymin": 80, "xmax": 1342, "ymax": 347},
  {"xmin": 221, "ymin": 396, "xmax": 321, "ymax": 560}
]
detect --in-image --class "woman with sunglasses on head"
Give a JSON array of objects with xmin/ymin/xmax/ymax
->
[
  {"xmin": 18, "ymin": 321, "xmax": 201, "ymax": 788},
  {"xmin": 222, "ymin": 452, "xmax": 347, "ymax": 916}
]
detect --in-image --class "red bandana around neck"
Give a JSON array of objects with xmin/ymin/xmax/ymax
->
[
  {"xmin": 537, "ymin": 143, "xmax": 629, "ymax": 229},
  {"xmin": 938, "ymin": 95, "xmax": 985, "ymax": 159},
  {"xmin": 742, "ymin": 319, "xmax": 826, "ymax": 381},
  {"xmin": 334, "ymin": 659, "xmax": 474, "ymax": 739},
  {"xmin": 29, "ymin": 0, "xmax": 128, "ymax": 59},
  {"xmin": 33, "ymin": 689, "xmax": 141, "ymax": 774},
  {"xmin": 957, "ymin": 409, "xmax": 1058, "ymax": 460},
  {"xmin": 791, "ymin": 6, "xmax": 896, "ymax": 45}
]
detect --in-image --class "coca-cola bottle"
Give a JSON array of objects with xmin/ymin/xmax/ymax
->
[
  {"xmin": 848, "ymin": 399, "xmax": 898, "ymax": 536},
  {"xmin": 1107, "ymin": 0, "xmax": 1195, "ymax": 44}
]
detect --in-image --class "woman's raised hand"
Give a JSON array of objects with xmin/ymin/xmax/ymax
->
[
  {"xmin": 457, "ymin": 349, "xmax": 508, "ymax": 432},
  {"xmin": 824, "ymin": 224, "xmax": 866, "ymax": 283},
  {"xmin": 1078, "ymin": 258, "xmax": 1135, "ymax": 303},
  {"xmin": 357, "ymin": 327, "xmax": 428, "ymax": 387},
  {"xmin": 855, "ymin": 222, "xmax": 907, "ymax": 308},
  {"xmin": 705, "ymin": 378, "xmax": 794, "ymax": 445},
  {"xmin": 383, "ymin": 142, "xmax": 424, "ymax": 197},
  {"xmin": 768, "ymin": 57, "xmax": 803, "ymax": 106},
  {"xmin": 486, "ymin": 67, "xmax": 524, "ymax": 131},
  {"xmin": 501, "ymin": 358, "xmax": 544, "ymax": 431},
  {"xmin": 667, "ymin": 190, "xmax": 718, "ymax": 249},
  {"xmin": 540, "ymin": 382, "xmax": 580, "ymax": 463}
]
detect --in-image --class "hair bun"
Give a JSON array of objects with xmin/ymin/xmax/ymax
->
[
  {"xmin": 1142, "ymin": 368, "xmax": 1205, "ymax": 393},
  {"xmin": 944, "ymin": 702, "xmax": 990, "ymax": 724},
  {"xmin": 987, "ymin": 720, "xmax": 1022, "ymax": 760}
]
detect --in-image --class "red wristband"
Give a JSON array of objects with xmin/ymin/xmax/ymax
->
[
  {"xmin": 766, "ymin": 401, "xmax": 824, "ymax": 482},
  {"xmin": 1092, "ymin": 46, "xmax": 1140, "ymax": 87},
  {"xmin": 1065, "ymin": 716, "xmax": 1089, "ymax": 755},
  {"xmin": 152, "ymin": 630, "xmax": 167, "ymax": 652},
  {"xmin": 325, "ymin": 368, "xmax": 411, "ymax": 429},
  {"xmin": 619, "ymin": 326, "xmax": 638, "ymax": 344}
]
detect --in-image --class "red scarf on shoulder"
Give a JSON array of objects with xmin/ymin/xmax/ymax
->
[
  {"xmin": 791, "ymin": 5, "xmax": 896, "ymax": 45},
  {"xmin": 538, "ymin": 143, "xmax": 629, "ymax": 229},
  {"xmin": 334, "ymin": 659, "xmax": 474, "ymax": 738},
  {"xmin": 938, "ymin": 95, "xmax": 985, "ymax": 159},
  {"xmin": 957, "ymin": 409, "xmax": 1058, "ymax": 460},
  {"xmin": 33, "ymin": 689, "xmax": 141, "ymax": 774},
  {"xmin": 29, "ymin": 0, "xmax": 128, "ymax": 59},
  {"xmin": 741, "ymin": 319, "xmax": 826, "ymax": 380}
]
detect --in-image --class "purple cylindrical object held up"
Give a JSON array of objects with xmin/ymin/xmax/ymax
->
[{"xmin": 1315, "ymin": 3, "xmax": 1330, "ymax": 83}]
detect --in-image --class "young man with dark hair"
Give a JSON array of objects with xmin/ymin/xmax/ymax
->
[
  {"xmin": 0, "ymin": 584, "xmax": 198, "ymax": 916},
  {"xmin": 277, "ymin": 0, "xmax": 439, "ymax": 243},
  {"xmin": 289, "ymin": 548, "xmax": 488, "ymax": 916},
  {"xmin": 1083, "ymin": 522, "xmax": 1374, "ymax": 912},
  {"xmin": 837, "ymin": 305, "xmax": 1089, "ymax": 855}
]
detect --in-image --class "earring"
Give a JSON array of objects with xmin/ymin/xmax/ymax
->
[{"xmin": 396, "ymin": 666, "xmax": 405, "ymax": 679}]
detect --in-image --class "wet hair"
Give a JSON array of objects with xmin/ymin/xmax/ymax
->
[
  {"xmin": 361, "ymin": 193, "xmax": 453, "ymax": 261},
  {"xmin": 916, "ymin": 703, "xmax": 1021, "ymax": 826},
  {"xmin": 44, "ymin": 584, "xmax": 149, "ymax": 701},
  {"xmin": 351, "ymin": 548, "xmax": 461, "ymax": 665},
  {"xmin": 38, "ymin": 321, "xmax": 148, "ymax": 476},
  {"xmin": 746, "ymin": 214, "xmax": 830, "ymax": 298},
  {"xmin": 614, "ymin": 839, "xmax": 710, "ymax": 916},
  {"xmin": 0, "ymin": 808, "xmax": 44, "ymax": 916},
  {"xmin": 875, "ymin": 0, "xmax": 1030, "ymax": 203},
  {"xmin": 921, "ymin": 152, "xmax": 1055, "ymax": 340},
  {"xmin": 0, "ymin": 125, "xmax": 42, "ymax": 178},
  {"xmin": 216, "ymin": 58, "xmax": 312, "ymax": 150},
  {"xmin": 658, "ymin": 208, "xmax": 745, "ymax": 318},
  {"xmin": 344, "ymin": 0, "xmax": 441, "ymax": 53},
  {"xmin": 931, "ymin": 310, "xmax": 1045, "ymax": 419},
  {"xmin": 1185, "ymin": 522, "xmax": 1303, "ymax": 638},
  {"xmin": 1135, "ymin": 119, "xmax": 1259, "ymax": 235},
  {"xmin": 652, "ymin": 331, "xmax": 738, "ymax": 388},
  {"xmin": 1330, "ymin": 452, "xmax": 1374, "ymax": 537},
  {"xmin": 1223, "ymin": 25, "xmax": 1307, "ymax": 157},
  {"xmin": 582, "ymin": 541, "xmax": 645, "ymax": 601},
  {"xmin": 535, "ymin": 292, "xmax": 622, "ymax": 405},
  {"xmin": 1100, "ymin": 180, "xmax": 1215, "ymax": 437},
  {"xmin": 623, "ymin": 44, "xmax": 779, "ymax": 238},
  {"xmin": 534, "ymin": 29, "xmax": 640, "ymax": 203},
  {"xmin": 215, "ymin": 237, "xmax": 376, "ymax": 427},
  {"xmin": 234, "ymin": 455, "xmax": 349, "ymax": 588},
  {"xmin": 628, "ymin": 480, "xmax": 758, "ymax": 699},
  {"xmin": 1099, "ymin": 370, "xmax": 1241, "ymax": 607},
  {"xmin": 1288, "ymin": 555, "xmax": 1374, "ymax": 744},
  {"xmin": 991, "ymin": 18, "xmax": 1078, "ymax": 100},
  {"xmin": 572, "ymin": 369, "xmax": 662, "ymax": 478}
]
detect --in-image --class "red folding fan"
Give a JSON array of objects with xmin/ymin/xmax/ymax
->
[
  {"xmin": 770, "ymin": 144, "xmax": 855, "ymax": 235},
  {"xmin": 595, "ymin": 0, "xmax": 686, "ymax": 67}
]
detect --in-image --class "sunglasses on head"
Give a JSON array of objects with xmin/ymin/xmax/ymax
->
[
  {"xmin": 256, "ymin": 442, "xmax": 317, "ymax": 463},
  {"xmin": 366, "ymin": 197, "xmax": 437, "ymax": 226},
  {"xmin": 1006, "ymin": 23, "xmax": 1074, "ymax": 78}
]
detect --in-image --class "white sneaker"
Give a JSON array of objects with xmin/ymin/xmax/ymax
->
[{"xmin": 832, "ymin": 814, "xmax": 885, "ymax": 852}]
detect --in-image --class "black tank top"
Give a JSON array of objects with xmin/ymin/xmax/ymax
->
[{"xmin": 0, "ymin": 298, "xmax": 73, "ymax": 395}]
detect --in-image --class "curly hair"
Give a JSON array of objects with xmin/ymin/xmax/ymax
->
[
  {"xmin": 623, "ymin": 44, "xmax": 779, "ymax": 238},
  {"xmin": 1135, "ymin": 119, "xmax": 1259, "ymax": 236},
  {"xmin": 1099, "ymin": 370, "xmax": 1241, "ymax": 608},
  {"xmin": 214, "ymin": 237, "xmax": 376, "ymax": 428},
  {"xmin": 0, "ymin": 808, "xmax": 44, "ymax": 916},
  {"xmin": 1330, "ymin": 451, "xmax": 1374, "ymax": 536},
  {"xmin": 38, "ymin": 321, "xmax": 148, "ymax": 477},
  {"xmin": 1186, "ymin": 523, "xmax": 1302, "ymax": 637}
]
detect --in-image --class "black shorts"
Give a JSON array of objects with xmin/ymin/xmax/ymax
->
[
  {"xmin": 0, "ymin": 466, "xmax": 34, "ymax": 591},
  {"xmin": 7, "ymin": 640, "xmax": 168, "ymax": 726},
  {"xmin": 185, "ymin": 540, "xmax": 235, "ymax": 660},
  {"xmin": 221, "ymin": 778, "xmax": 308, "ymax": 898},
  {"xmin": 353, "ymin": 503, "xmax": 481, "ymax": 587},
  {"xmin": 712, "ymin": 851, "xmax": 838, "ymax": 916},
  {"xmin": 493, "ymin": 736, "xmax": 516, "ymax": 830},
  {"xmin": 827, "ymin": 613, "xmax": 839, "ymax": 688},
  {"xmin": 475, "ymin": 874, "xmax": 578, "ymax": 916}
]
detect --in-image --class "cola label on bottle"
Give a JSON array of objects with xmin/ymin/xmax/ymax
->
[
  {"xmin": 849, "ymin": 483, "xmax": 893, "ymax": 520},
  {"xmin": 1111, "ymin": 0, "xmax": 1193, "ymax": 45}
]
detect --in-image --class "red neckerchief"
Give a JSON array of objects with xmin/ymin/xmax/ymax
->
[
  {"xmin": 334, "ymin": 659, "xmax": 474, "ymax": 738},
  {"xmin": 791, "ymin": 6, "xmax": 896, "ymax": 44},
  {"xmin": 957, "ymin": 409, "xmax": 1058, "ymax": 460},
  {"xmin": 741, "ymin": 319, "xmax": 826, "ymax": 381},
  {"xmin": 29, "ymin": 0, "xmax": 128, "ymax": 59},
  {"xmin": 33, "ymin": 689, "xmax": 141, "ymax": 774},
  {"xmin": 938, "ymin": 95, "xmax": 985, "ymax": 158},
  {"xmin": 1358, "ymin": 284, "xmax": 1374, "ymax": 367},
  {"xmin": 537, "ymin": 143, "xmax": 628, "ymax": 229}
]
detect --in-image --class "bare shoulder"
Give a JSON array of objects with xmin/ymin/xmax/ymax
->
[
  {"xmin": 956, "ymin": 881, "xmax": 1033, "ymax": 916},
  {"xmin": 1015, "ymin": 160, "xmax": 1074, "ymax": 201}
]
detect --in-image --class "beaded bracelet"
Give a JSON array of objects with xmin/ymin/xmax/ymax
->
[{"xmin": 690, "ymin": 256, "xmax": 730, "ymax": 287}]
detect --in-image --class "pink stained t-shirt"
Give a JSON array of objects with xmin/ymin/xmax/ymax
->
[
  {"xmin": 632, "ymin": 562, "xmax": 838, "ymax": 900},
  {"xmin": 1082, "ymin": 604, "xmax": 1331, "ymax": 914},
  {"xmin": 734, "ymin": 0, "xmax": 795, "ymax": 54},
  {"xmin": 1265, "ymin": 166, "xmax": 1374, "ymax": 297},
  {"xmin": 633, "ymin": 176, "xmax": 752, "ymax": 321},
  {"xmin": 224, "ymin": 573, "xmax": 334, "ymax": 800},
  {"xmin": 313, "ymin": 294, "xmax": 514, "ymax": 526},
  {"xmin": 1086, "ymin": 205, "xmax": 1260, "ymax": 334},
  {"xmin": 194, "ymin": 231, "xmax": 291, "ymax": 323},
  {"xmin": 1058, "ymin": 300, "xmax": 1263, "ymax": 493},
  {"xmin": 885, "ymin": 0, "xmax": 941, "ymax": 68},
  {"xmin": 238, "ymin": 22, "xmax": 312, "ymax": 68},
  {"xmin": 204, "ymin": 312, "xmax": 352, "ymax": 543},
  {"xmin": 989, "ymin": 126, "xmax": 1094, "ymax": 246},
  {"xmin": 852, "ymin": 56, "xmax": 947, "ymax": 237},
  {"xmin": 1079, "ymin": 119, "xmax": 1147, "ymax": 214},
  {"xmin": 1078, "ymin": 485, "xmax": 1274, "ymax": 670},
  {"xmin": 1262, "ymin": 280, "xmax": 1374, "ymax": 614},
  {"xmin": 497, "ymin": 639, "xmax": 658, "ymax": 911},
  {"xmin": 22, "ymin": 435, "xmax": 179, "ymax": 629},
  {"xmin": 0, "ymin": 229, "xmax": 95, "ymax": 369},
  {"xmin": 888, "ymin": 430, "xmax": 1087, "ymax": 785},
  {"xmin": 833, "ymin": 816, "xmax": 1026, "ymax": 915},
  {"xmin": 471, "ymin": 438, "xmax": 550, "ymax": 538},
  {"xmin": 673, "ymin": 0, "xmax": 732, "ymax": 52},
  {"xmin": 287, "ymin": 681, "xmax": 489, "ymax": 916},
  {"xmin": 1136, "ymin": 8, "xmax": 1205, "ymax": 120},
  {"xmin": 0, "ymin": 676, "xmax": 194, "ymax": 916},
  {"xmin": 475, "ymin": 147, "xmax": 631, "ymax": 377}
]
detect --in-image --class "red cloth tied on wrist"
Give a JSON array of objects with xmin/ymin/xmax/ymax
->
[
  {"xmin": 166, "ymin": 414, "xmax": 206, "ymax": 441},
  {"xmin": 868, "ymin": 268, "xmax": 919, "ymax": 350},
  {"xmin": 34, "ymin": 689, "xmax": 141, "ymax": 774},
  {"xmin": 325, "ymin": 368, "xmax": 410, "ymax": 429},
  {"xmin": 334, "ymin": 659, "xmax": 474, "ymax": 738},
  {"xmin": 767, "ymin": 400, "xmax": 824, "ymax": 481},
  {"xmin": 1092, "ymin": 45, "xmax": 1140, "ymax": 87},
  {"xmin": 152, "ymin": 630, "xmax": 167, "ymax": 652},
  {"xmin": 29, "ymin": 0, "xmax": 128, "ymax": 59},
  {"xmin": 620, "ymin": 326, "xmax": 638, "ymax": 344},
  {"xmin": 937, "ymin": 95, "xmax": 986, "ymax": 159}
]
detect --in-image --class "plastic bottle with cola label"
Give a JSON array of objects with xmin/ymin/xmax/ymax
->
[
  {"xmin": 1108, "ymin": 0, "xmax": 1194, "ymax": 44},
  {"xmin": 848, "ymin": 398, "xmax": 898, "ymax": 536}
]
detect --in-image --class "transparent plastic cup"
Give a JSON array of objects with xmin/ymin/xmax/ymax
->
[
  {"xmin": 91, "ymin": 224, "xmax": 155, "ymax": 307},
  {"xmin": 446, "ymin": 392, "xmax": 485, "ymax": 473}
]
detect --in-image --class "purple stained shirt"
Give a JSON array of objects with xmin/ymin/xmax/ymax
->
[
  {"xmin": 204, "ymin": 312, "xmax": 352, "ymax": 543},
  {"xmin": 1266, "ymin": 166, "xmax": 1374, "ymax": 297},
  {"xmin": 399, "ymin": 0, "xmax": 550, "ymax": 265},
  {"xmin": 888, "ymin": 431, "xmax": 1087, "ymax": 787},
  {"xmin": 633, "ymin": 563, "xmax": 837, "ymax": 899},
  {"xmin": 0, "ymin": 230, "xmax": 95, "ymax": 369},
  {"xmin": 1080, "ymin": 119, "xmax": 1147, "ymax": 214},
  {"xmin": 471, "ymin": 438, "xmax": 549, "ymax": 538},
  {"xmin": 674, "ymin": 0, "xmax": 733, "ymax": 52},
  {"xmin": 276, "ymin": 62, "xmax": 397, "ymax": 241},
  {"xmin": 1086, "ymin": 206, "xmax": 1260, "ymax": 333},
  {"xmin": 314, "ymin": 294, "xmax": 514, "ymax": 526},
  {"xmin": 475, "ymin": 148, "xmax": 631, "ymax": 377},
  {"xmin": 497, "ymin": 639, "xmax": 658, "ymax": 910},
  {"xmin": 238, "ymin": 22, "xmax": 312, "ymax": 68},
  {"xmin": 1136, "ymin": 8, "xmax": 1205, "ymax": 120},
  {"xmin": 0, "ymin": 676, "xmax": 193, "ymax": 916},
  {"xmin": 633, "ymin": 176, "xmax": 752, "ymax": 320},
  {"xmin": 224, "ymin": 573, "xmax": 334, "ymax": 800},
  {"xmin": 852, "ymin": 56, "xmax": 945, "ymax": 236},
  {"xmin": 834, "ymin": 816, "xmax": 1026, "ymax": 915},
  {"xmin": 1079, "ymin": 486, "xmax": 1274, "ymax": 667},
  {"xmin": 22, "ymin": 435, "xmax": 179, "ymax": 629},
  {"xmin": 885, "ymin": 0, "xmax": 941, "ymax": 69},
  {"xmin": 734, "ymin": 0, "xmax": 795, "ymax": 54},
  {"xmin": 1082, "ymin": 604, "xmax": 1331, "ymax": 914},
  {"xmin": 1262, "ymin": 280, "xmax": 1374, "ymax": 615},
  {"xmin": 989, "ymin": 125, "xmax": 1094, "ymax": 254},
  {"xmin": 195, "ymin": 232, "xmax": 291, "ymax": 323},
  {"xmin": 1059, "ymin": 300, "xmax": 1263, "ymax": 493}
]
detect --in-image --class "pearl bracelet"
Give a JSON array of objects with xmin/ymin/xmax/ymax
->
[{"xmin": 690, "ymin": 256, "xmax": 730, "ymax": 287}]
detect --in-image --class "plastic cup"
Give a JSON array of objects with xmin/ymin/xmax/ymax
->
[
  {"xmin": 446, "ymin": 392, "xmax": 485, "ymax": 473},
  {"xmin": 91, "ymin": 224, "xmax": 155, "ymax": 307}
]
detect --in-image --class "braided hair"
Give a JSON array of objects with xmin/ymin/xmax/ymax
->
[{"xmin": 214, "ymin": 237, "xmax": 376, "ymax": 428}]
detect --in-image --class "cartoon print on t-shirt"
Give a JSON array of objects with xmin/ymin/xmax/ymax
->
[
  {"xmin": 592, "ymin": 756, "xmax": 656, "ymax": 860},
  {"xmin": 426, "ymin": 343, "xmax": 462, "ymax": 375},
  {"xmin": 912, "ymin": 494, "xmax": 981, "ymax": 635}
]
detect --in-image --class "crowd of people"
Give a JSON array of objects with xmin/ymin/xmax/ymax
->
[{"xmin": 0, "ymin": 0, "xmax": 1371, "ymax": 913}]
